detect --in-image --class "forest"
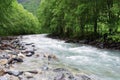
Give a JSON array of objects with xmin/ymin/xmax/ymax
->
[
  {"xmin": 0, "ymin": 0, "xmax": 120, "ymax": 48},
  {"xmin": 38, "ymin": 0, "xmax": 120, "ymax": 44},
  {"xmin": 0, "ymin": 0, "xmax": 39, "ymax": 36}
]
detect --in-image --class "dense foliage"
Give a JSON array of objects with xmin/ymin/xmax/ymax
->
[
  {"xmin": 0, "ymin": 0, "xmax": 39, "ymax": 35},
  {"xmin": 38, "ymin": 0, "xmax": 120, "ymax": 42},
  {"xmin": 18, "ymin": 0, "xmax": 41, "ymax": 15}
]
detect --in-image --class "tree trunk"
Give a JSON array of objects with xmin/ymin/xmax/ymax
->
[{"xmin": 94, "ymin": 16, "xmax": 97, "ymax": 34}]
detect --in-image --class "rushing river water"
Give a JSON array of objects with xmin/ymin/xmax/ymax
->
[{"xmin": 20, "ymin": 34, "xmax": 120, "ymax": 80}]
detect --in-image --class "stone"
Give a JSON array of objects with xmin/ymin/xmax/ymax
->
[
  {"xmin": 68, "ymin": 74, "xmax": 75, "ymax": 79},
  {"xmin": 0, "ymin": 59, "xmax": 8, "ymax": 65},
  {"xmin": 25, "ymin": 43, "xmax": 34, "ymax": 45},
  {"xmin": 0, "ymin": 69, "xmax": 6, "ymax": 76},
  {"xmin": 53, "ymin": 68, "xmax": 68, "ymax": 72},
  {"xmin": 44, "ymin": 54, "xmax": 58, "ymax": 60},
  {"xmin": 32, "ymin": 45, "xmax": 35, "ymax": 47},
  {"xmin": 24, "ymin": 72, "xmax": 33, "ymax": 79},
  {"xmin": 43, "ymin": 53, "xmax": 49, "ymax": 58},
  {"xmin": 10, "ymin": 54, "xmax": 17, "ymax": 59},
  {"xmin": 17, "ymin": 53, "xmax": 25, "ymax": 59},
  {"xmin": 8, "ymin": 58, "xmax": 23, "ymax": 64},
  {"xmin": 27, "ymin": 70, "xmax": 38, "ymax": 74},
  {"xmin": 6, "ymin": 71, "xmax": 23, "ymax": 76},
  {"xmin": 26, "ymin": 51, "xmax": 35, "ymax": 57},
  {"xmin": 48, "ymin": 55, "xmax": 52, "ymax": 61},
  {"xmin": 35, "ymin": 54, "xmax": 40, "ymax": 57},
  {"xmin": 52, "ymin": 54, "xmax": 58, "ymax": 60}
]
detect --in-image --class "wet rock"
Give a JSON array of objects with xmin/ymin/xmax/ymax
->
[
  {"xmin": 26, "ymin": 51, "xmax": 35, "ymax": 57},
  {"xmin": 17, "ymin": 53, "xmax": 25, "ymax": 59},
  {"xmin": 32, "ymin": 45, "xmax": 35, "ymax": 47},
  {"xmin": 43, "ymin": 53, "xmax": 49, "ymax": 58},
  {"xmin": 35, "ymin": 54, "xmax": 40, "ymax": 57},
  {"xmin": 65, "ymin": 39, "xmax": 77, "ymax": 43},
  {"xmin": 27, "ymin": 70, "xmax": 38, "ymax": 74},
  {"xmin": 8, "ymin": 58, "xmax": 23, "ymax": 64},
  {"xmin": 44, "ymin": 54, "xmax": 58, "ymax": 61},
  {"xmin": 25, "ymin": 43, "xmax": 34, "ymax": 45},
  {"xmin": 53, "ymin": 68, "xmax": 68, "ymax": 72},
  {"xmin": 6, "ymin": 71, "xmax": 23, "ymax": 76},
  {"xmin": 48, "ymin": 55, "xmax": 52, "ymax": 61},
  {"xmin": 48, "ymin": 54, "xmax": 57, "ymax": 60},
  {"xmin": 52, "ymin": 55, "xmax": 58, "ymax": 60},
  {"xmin": 68, "ymin": 74, "xmax": 75, "ymax": 79},
  {"xmin": 19, "ymin": 45, "xmax": 26, "ymax": 50}
]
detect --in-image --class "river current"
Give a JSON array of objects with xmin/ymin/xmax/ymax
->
[{"xmin": 20, "ymin": 34, "xmax": 120, "ymax": 80}]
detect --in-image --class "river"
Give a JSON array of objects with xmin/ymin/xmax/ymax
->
[{"xmin": 19, "ymin": 34, "xmax": 120, "ymax": 80}]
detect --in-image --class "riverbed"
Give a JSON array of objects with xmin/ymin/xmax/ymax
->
[{"xmin": 17, "ymin": 34, "xmax": 120, "ymax": 80}]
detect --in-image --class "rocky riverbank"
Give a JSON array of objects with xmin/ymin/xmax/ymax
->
[
  {"xmin": 47, "ymin": 35, "xmax": 120, "ymax": 50},
  {"xmin": 0, "ymin": 36, "xmax": 96, "ymax": 80}
]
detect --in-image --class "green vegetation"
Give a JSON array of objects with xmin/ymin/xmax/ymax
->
[
  {"xmin": 37, "ymin": 0, "xmax": 120, "ymax": 43},
  {"xmin": 0, "ymin": 0, "xmax": 120, "ymax": 47},
  {"xmin": 0, "ymin": 0, "xmax": 39, "ymax": 36},
  {"xmin": 18, "ymin": 0, "xmax": 41, "ymax": 15}
]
